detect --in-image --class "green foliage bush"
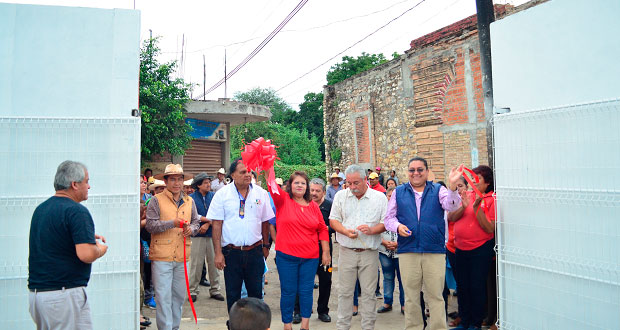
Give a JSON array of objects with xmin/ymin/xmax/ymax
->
[{"xmin": 274, "ymin": 163, "xmax": 326, "ymax": 183}]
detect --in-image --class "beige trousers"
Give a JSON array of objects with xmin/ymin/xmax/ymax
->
[
  {"xmin": 336, "ymin": 246, "xmax": 379, "ymax": 330},
  {"xmin": 400, "ymin": 252, "xmax": 447, "ymax": 330},
  {"xmin": 189, "ymin": 236, "xmax": 221, "ymax": 296}
]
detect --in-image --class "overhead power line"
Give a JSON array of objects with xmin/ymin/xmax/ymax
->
[
  {"xmin": 196, "ymin": 0, "xmax": 308, "ymax": 99},
  {"xmin": 277, "ymin": 0, "xmax": 426, "ymax": 93}
]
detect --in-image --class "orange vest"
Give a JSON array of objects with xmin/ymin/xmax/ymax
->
[{"xmin": 149, "ymin": 189, "xmax": 193, "ymax": 262}]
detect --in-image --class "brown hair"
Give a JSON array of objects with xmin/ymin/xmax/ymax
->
[{"xmin": 286, "ymin": 171, "xmax": 311, "ymax": 202}]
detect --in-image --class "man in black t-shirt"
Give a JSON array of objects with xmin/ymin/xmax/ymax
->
[{"xmin": 28, "ymin": 161, "xmax": 108, "ymax": 329}]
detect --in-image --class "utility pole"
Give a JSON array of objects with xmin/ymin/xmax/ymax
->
[
  {"xmin": 476, "ymin": 0, "xmax": 495, "ymax": 166},
  {"xmin": 203, "ymin": 54, "xmax": 206, "ymax": 101},
  {"xmin": 224, "ymin": 49, "xmax": 227, "ymax": 99}
]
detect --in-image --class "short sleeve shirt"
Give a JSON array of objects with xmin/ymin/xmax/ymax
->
[
  {"xmin": 207, "ymin": 183, "xmax": 275, "ymax": 246},
  {"xmin": 329, "ymin": 188, "xmax": 387, "ymax": 250},
  {"xmin": 28, "ymin": 196, "xmax": 96, "ymax": 289}
]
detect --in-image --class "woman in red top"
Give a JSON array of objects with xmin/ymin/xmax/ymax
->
[
  {"xmin": 270, "ymin": 171, "xmax": 330, "ymax": 330},
  {"xmin": 448, "ymin": 165, "xmax": 495, "ymax": 330}
]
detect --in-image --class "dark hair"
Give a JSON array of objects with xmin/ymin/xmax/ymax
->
[
  {"xmin": 144, "ymin": 168, "xmax": 152, "ymax": 175},
  {"xmin": 459, "ymin": 176, "xmax": 469, "ymax": 186},
  {"xmin": 472, "ymin": 165, "xmax": 494, "ymax": 193},
  {"xmin": 385, "ymin": 178, "xmax": 397, "ymax": 187},
  {"xmin": 229, "ymin": 297, "xmax": 271, "ymax": 330},
  {"xmin": 286, "ymin": 171, "xmax": 311, "ymax": 202},
  {"xmin": 230, "ymin": 157, "xmax": 243, "ymax": 175},
  {"xmin": 408, "ymin": 156, "xmax": 428, "ymax": 169},
  {"xmin": 390, "ymin": 170, "xmax": 396, "ymax": 176},
  {"xmin": 436, "ymin": 180, "xmax": 447, "ymax": 188}
]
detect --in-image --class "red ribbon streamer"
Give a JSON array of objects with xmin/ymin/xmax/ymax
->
[
  {"xmin": 459, "ymin": 165, "xmax": 484, "ymax": 214},
  {"xmin": 241, "ymin": 137, "xmax": 280, "ymax": 194},
  {"xmin": 179, "ymin": 220, "xmax": 197, "ymax": 324}
]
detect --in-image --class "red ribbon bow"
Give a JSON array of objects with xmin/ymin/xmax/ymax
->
[
  {"xmin": 241, "ymin": 137, "xmax": 279, "ymax": 194},
  {"xmin": 179, "ymin": 220, "xmax": 198, "ymax": 324}
]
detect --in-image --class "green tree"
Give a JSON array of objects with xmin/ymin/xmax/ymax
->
[
  {"xmin": 326, "ymin": 52, "xmax": 389, "ymax": 85},
  {"xmin": 230, "ymin": 122, "xmax": 322, "ymax": 166},
  {"xmin": 297, "ymin": 92, "xmax": 325, "ymax": 160},
  {"xmin": 233, "ymin": 87, "xmax": 296, "ymax": 125},
  {"xmin": 140, "ymin": 37, "xmax": 193, "ymax": 160}
]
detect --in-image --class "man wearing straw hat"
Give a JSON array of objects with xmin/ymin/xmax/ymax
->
[
  {"xmin": 146, "ymin": 164, "xmax": 201, "ymax": 330},
  {"xmin": 329, "ymin": 164, "xmax": 387, "ymax": 330},
  {"xmin": 211, "ymin": 168, "xmax": 228, "ymax": 192},
  {"xmin": 325, "ymin": 172, "xmax": 343, "ymax": 202}
]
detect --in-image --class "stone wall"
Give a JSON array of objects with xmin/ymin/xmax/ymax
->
[{"xmin": 323, "ymin": 2, "xmax": 543, "ymax": 182}]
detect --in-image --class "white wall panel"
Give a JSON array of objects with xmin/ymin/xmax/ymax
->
[{"xmin": 0, "ymin": 3, "xmax": 140, "ymax": 329}]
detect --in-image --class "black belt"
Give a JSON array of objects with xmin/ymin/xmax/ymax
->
[
  {"xmin": 29, "ymin": 285, "xmax": 82, "ymax": 292},
  {"xmin": 224, "ymin": 241, "xmax": 262, "ymax": 251}
]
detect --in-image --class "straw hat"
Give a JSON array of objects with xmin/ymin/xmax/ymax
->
[
  {"xmin": 329, "ymin": 173, "xmax": 343, "ymax": 182},
  {"xmin": 275, "ymin": 178, "xmax": 284, "ymax": 186},
  {"xmin": 153, "ymin": 164, "xmax": 193, "ymax": 180},
  {"xmin": 217, "ymin": 168, "xmax": 226, "ymax": 175},
  {"xmin": 149, "ymin": 179, "xmax": 166, "ymax": 190},
  {"xmin": 183, "ymin": 179, "xmax": 193, "ymax": 186}
]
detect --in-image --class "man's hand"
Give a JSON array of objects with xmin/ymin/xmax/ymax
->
[
  {"xmin": 387, "ymin": 241, "xmax": 398, "ymax": 251},
  {"xmin": 215, "ymin": 252, "xmax": 226, "ymax": 270},
  {"xmin": 95, "ymin": 234, "xmax": 106, "ymax": 243},
  {"xmin": 182, "ymin": 224, "xmax": 192, "ymax": 237},
  {"xmin": 198, "ymin": 223, "xmax": 210, "ymax": 235},
  {"xmin": 173, "ymin": 218, "xmax": 185, "ymax": 228},
  {"xmin": 96, "ymin": 241, "xmax": 108, "ymax": 257},
  {"xmin": 262, "ymin": 246, "xmax": 270, "ymax": 259},
  {"xmin": 345, "ymin": 228, "xmax": 358, "ymax": 239},
  {"xmin": 397, "ymin": 224, "xmax": 412, "ymax": 237},
  {"xmin": 356, "ymin": 224, "xmax": 372, "ymax": 235},
  {"xmin": 448, "ymin": 165, "xmax": 464, "ymax": 191}
]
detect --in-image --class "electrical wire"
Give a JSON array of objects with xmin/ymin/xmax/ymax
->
[
  {"xmin": 195, "ymin": 0, "xmax": 308, "ymax": 99},
  {"xmin": 276, "ymin": 0, "xmax": 426, "ymax": 93}
]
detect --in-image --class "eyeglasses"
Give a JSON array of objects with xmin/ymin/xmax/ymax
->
[{"xmin": 408, "ymin": 168, "xmax": 425, "ymax": 173}]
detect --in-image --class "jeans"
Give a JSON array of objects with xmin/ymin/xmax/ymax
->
[
  {"xmin": 222, "ymin": 245, "xmax": 265, "ymax": 312},
  {"xmin": 276, "ymin": 251, "xmax": 319, "ymax": 323},
  {"xmin": 294, "ymin": 241, "xmax": 333, "ymax": 315},
  {"xmin": 379, "ymin": 253, "xmax": 405, "ymax": 307},
  {"xmin": 455, "ymin": 239, "xmax": 494, "ymax": 328}
]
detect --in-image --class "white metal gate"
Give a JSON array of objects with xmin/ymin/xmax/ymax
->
[{"xmin": 0, "ymin": 4, "xmax": 141, "ymax": 329}]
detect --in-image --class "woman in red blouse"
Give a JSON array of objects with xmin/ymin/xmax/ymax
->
[
  {"xmin": 270, "ymin": 171, "xmax": 330, "ymax": 330},
  {"xmin": 448, "ymin": 165, "xmax": 495, "ymax": 330}
]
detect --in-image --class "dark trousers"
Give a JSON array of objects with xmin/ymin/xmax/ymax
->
[
  {"xmin": 446, "ymin": 250, "xmax": 459, "ymax": 316},
  {"xmin": 294, "ymin": 242, "xmax": 333, "ymax": 315},
  {"xmin": 222, "ymin": 246, "xmax": 264, "ymax": 312},
  {"xmin": 484, "ymin": 254, "xmax": 498, "ymax": 325},
  {"xmin": 455, "ymin": 239, "xmax": 494, "ymax": 328}
]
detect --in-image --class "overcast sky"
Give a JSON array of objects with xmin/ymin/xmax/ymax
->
[{"xmin": 6, "ymin": 0, "xmax": 526, "ymax": 110}]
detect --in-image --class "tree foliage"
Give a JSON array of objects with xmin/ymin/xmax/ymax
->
[
  {"xmin": 296, "ymin": 92, "xmax": 325, "ymax": 160},
  {"xmin": 233, "ymin": 87, "xmax": 296, "ymax": 125},
  {"xmin": 140, "ymin": 37, "xmax": 193, "ymax": 160},
  {"xmin": 326, "ymin": 52, "xmax": 390, "ymax": 85},
  {"xmin": 230, "ymin": 122, "xmax": 322, "ymax": 166}
]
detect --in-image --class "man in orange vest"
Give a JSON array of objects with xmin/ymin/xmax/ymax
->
[{"xmin": 146, "ymin": 164, "xmax": 201, "ymax": 330}]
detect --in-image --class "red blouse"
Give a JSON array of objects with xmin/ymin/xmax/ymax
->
[
  {"xmin": 454, "ymin": 190, "xmax": 496, "ymax": 251},
  {"xmin": 270, "ymin": 185, "xmax": 329, "ymax": 259}
]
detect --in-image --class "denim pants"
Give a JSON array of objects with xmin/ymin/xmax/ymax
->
[
  {"xmin": 379, "ymin": 253, "xmax": 405, "ymax": 307},
  {"xmin": 276, "ymin": 251, "xmax": 319, "ymax": 323},
  {"xmin": 455, "ymin": 239, "xmax": 494, "ymax": 328},
  {"xmin": 222, "ymin": 245, "xmax": 265, "ymax": 312}
]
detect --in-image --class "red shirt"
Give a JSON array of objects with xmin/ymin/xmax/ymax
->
[
  {"xmin": 454, "ymin": 190, "xmax": 496, "ymax": 251},
  {"xmin": 270, "ymin": 185, "xmax": 329, "ymax": 259},
  {"xmin": 446, "ymin": 220, "xmax": 456, "ymax": 253},
  {"xmin": 371, "ymin": 183, "xmax": 386, "ymax": 193}
]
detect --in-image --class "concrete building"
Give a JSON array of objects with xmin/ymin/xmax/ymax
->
[
  {"xmin": 146, "ymin": 99, "xmax": 271, "ymax": 176},
  {"xmin": 323, "ymin": 1, "xmax": 543, "ymax": 181}
]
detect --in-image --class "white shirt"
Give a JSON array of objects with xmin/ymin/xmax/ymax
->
[
  {"xmin": 211, "ymin": 178, "xmax": 227, "ymax": 192},
  {"xmin": 206, "ymin": 182, "xmax": 274, "ymax": 246},
  {"xmin": 329, "ymin": 187, "xmax": 387, "ymax": 250}
]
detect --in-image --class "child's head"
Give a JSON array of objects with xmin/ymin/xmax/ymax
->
[{"xmin": 229, "ymin": 297, "xmax": 271, "ymax": 330}]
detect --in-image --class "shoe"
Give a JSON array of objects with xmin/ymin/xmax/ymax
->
[
  {"xmin": 210, "ymin": 293, "xmax": 225, "ymax": 301},
  {"xmin": 448, "ymin": 311, "xmax": 459, "ymax": 319},
  {"xmin": 318, "ymin": 313, "xmax": 331, "ymax": 322},
  {"xmin": 140, "ymin": 315, "xmax": 151, "ymax": 327},
  {"xmin": 190, "ymin": 294, "xmax": 197, "ymax": 302},
  {"xmin": 200, "ymin": 279, "xmax": 211, "ymax": 287},
  {"xmin": 144, "ymin": 297, "xmax": 156, "ymax": 309},
  {"xmin": 401, "ymin": 308, "xmax": 404, "ymax": 315},
  {"xmin": 352, "ymin": 311, "xmax": 358, "ymax": 316},
  {"xmin": 449, "ymin": 317, "xmax": 462, "ymax": 327},
  {"xmin": 292, "ymin": 313, "xmax": 302, "ymax": 324},
  {"xmin": 375, "ymin": 292, "xmax": 383, "ymax": 299},
  {"xmin": 377, "ymin": 305, "xmax": 392, "ymax": 313}
]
